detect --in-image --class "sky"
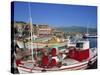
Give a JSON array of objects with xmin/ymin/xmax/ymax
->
[{"xmin": 12, "ymin": 1, "xmax": 97, "ymax": 28}]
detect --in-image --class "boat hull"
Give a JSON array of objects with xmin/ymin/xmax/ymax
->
[{"xmin": 17, "ymin": 60, "xmax": 88, "ymax": 73}]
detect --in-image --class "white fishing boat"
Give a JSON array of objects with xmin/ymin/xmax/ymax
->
[{"xmin": 16, "ymin": 39, "xmax": 97, "ymax": 73}]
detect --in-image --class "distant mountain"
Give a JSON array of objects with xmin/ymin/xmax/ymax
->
[
  {"xmin": 15, "ymin": 21, "xmax": 26, "ymax": 24},
  {"xmin": 55, "ymin": 26, "xmax": 97, "ymax": 34}
]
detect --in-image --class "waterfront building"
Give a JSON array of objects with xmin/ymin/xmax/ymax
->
[{"xmin": 37, "ymin": 24, "xmax": 53, "ymax": 37}]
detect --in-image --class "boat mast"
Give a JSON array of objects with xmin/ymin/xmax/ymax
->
[
  {"xmin": 85, "ymin": 22, "xmax": 89, "ymax": 41},
  {"xmin": 28, "ymin": 2, "xmax": 34, "ymax": 61},
  {"xmin": 87, "ymin": 25, "xmax": 89, "ymax": 36}
]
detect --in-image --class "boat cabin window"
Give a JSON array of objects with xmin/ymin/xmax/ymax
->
[{"xmin": 76, "ymin": 43, "xmax": 83, "ymax": 48}]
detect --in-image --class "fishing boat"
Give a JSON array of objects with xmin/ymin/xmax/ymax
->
[{"xmin": 16, "ymin": 38, "xmax": 97, "ymax": 73}]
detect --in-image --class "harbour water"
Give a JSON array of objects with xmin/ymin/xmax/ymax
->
[
  {"xmin": 87, "ymin": 37, "xmax": 97, "ymax": 69},
  {"xmin": 89, "ymin": 38, "xmax": 97, "ymax": 48}
]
